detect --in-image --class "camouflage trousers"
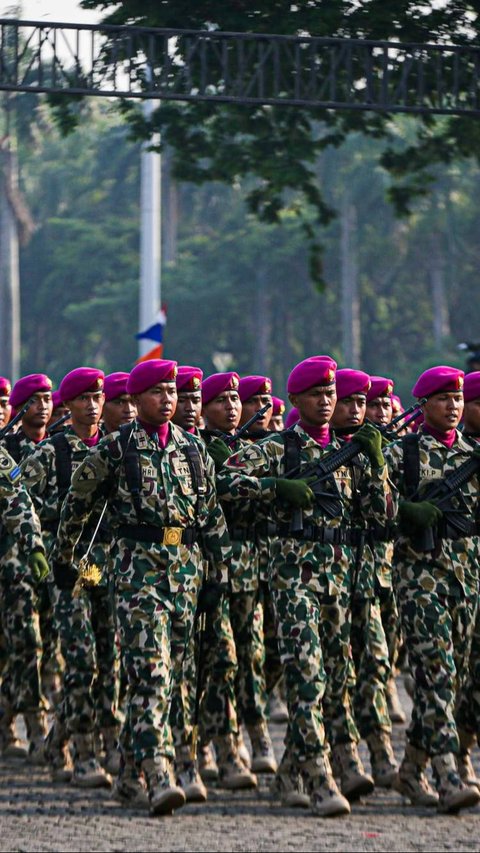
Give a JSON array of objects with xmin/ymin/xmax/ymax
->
[
  {"xmin": 230, "ymin": 588, "xmax": 269, "ymax": 727},
  {"xmin": 455, "ymin": 598, "xmax": 480, "ymax": 738},
  {"xmin": 350, "ymin": 596, "xmax": 392, "ymax": 738},
  {"xmin": 258, "ymin": 581, "xmax": 283, "ymax": 697},
  {"xmin": 272, "ymin": 584, "xmax": 359, "ymax": 763},
  {"xmin": 54, "ymin": 584, "xmax": 120, "ymax": 736},
  {"xmin": 377, "ymin": 585, "xmax": 402, "ymax": 671},
  {"xmin": 200, "ymin": 594, "xmax": 239, "ymax": 741},
  {"xmin": 394, "ymin": 562, "xmax": 477, "ymax": 756}
]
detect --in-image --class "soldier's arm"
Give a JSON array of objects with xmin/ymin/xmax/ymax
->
[
  {"xmin": 19, "ymin": 444, "xmax": 52, "ymax": 515},
  {"xmin": 215, "ymin": 439, "xmax": 279, "ymax": 502},
  {"xmin": 0, "ymin": 452, "xmax": 45, "ymax": 554},
  {"xmin": 197, "ymin": 452, "xmax": 233, "ymax": 583}
]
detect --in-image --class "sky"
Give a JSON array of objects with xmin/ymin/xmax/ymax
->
[{"xmin": 0, "ymin": 1, "xmax": 101, "ymax": 23}]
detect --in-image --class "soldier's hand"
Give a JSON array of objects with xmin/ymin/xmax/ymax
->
[
  {"xmin": 206, "ymin": 438, "xmax": 232, "ymax": 472},
  {"xmin": 276, "ymin": 478, "xmax": 315, "ymax": 509},
  {"xmin": 354, "ymin": 423, "xmax": 385, "ymax": 468},
  {"xmin": 398, "ymin": 500, "xmax": 443, "ymax": 531},
  {"xmin": 27, "ymin": 550, "xmax": 50, "ymax": 584},
  {"xmin": 196, "ymin": 579, "xmax": 228, "ymax": 614},
  {"xmin": 52, "ymin": 560, "xmax": 78, "ymax": 591}
]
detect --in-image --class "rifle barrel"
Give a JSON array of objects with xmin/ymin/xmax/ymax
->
[
  {"xmin": 224, "ymin": 402, "xmax": 272, "ymax": 447},
  {"xmin": 0, "ymin": 398, "xmax": 32, "ymax": 440}
]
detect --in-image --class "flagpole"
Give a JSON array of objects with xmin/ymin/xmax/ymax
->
[{"xmin": 139, "ymin": 86, "xmax": 161, "ymax": 359}]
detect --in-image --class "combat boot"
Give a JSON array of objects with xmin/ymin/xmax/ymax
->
[
  {"xmin": 457, "ymin": 730, "xmax": 480, "ymax": 790},
  {"xmin": 386, "ymin": 676, "xmax": 407, "ymax": 724},
  {"xmin": 237, "ymin": 728, "xmax": 252, "ymax": 768},
  {"xmin": 24, "ymin": 710, "xmax": 48, "ymax": 766},
  {"xmin": 247, "ymin": 721, "xmax": 277, "ymax": 774},
  {"xmin": 393, "ymin": 743, "xmax": 438, "ymax": 806},
  {"xmin": 198, "ymin": 742, "xmax": 219, "ymax": 782},
  {"xmin": 112, "ymin": 753, "xmax": 149, "ymax": 810},
  {"xmin": 213, "ymin": 733, "xmax": 258, "ymax": 790},
  {"xmin": 301, "ymin": 754, "xmax": 351, "ymax": 818},
  {"xmin": 366, "ymin": 729, "xmax": 399, "ymax": 788},
  {"xmin": 101, "ymin": 726, "xmax": 121, "ymax": 775},
  {"xmin": 403, "ymin": 673, "xmax": 415, "ymax": 699},
  {"xmin": 44, "ymin": 721, "xmax": 73, "ymax": 782},
  {"xmin": 270, "ymin": 750, "xmax": 310, "ymax": 807},
  {"xmin": 432, "ymin": 753, "xmax": 480, "ymax": 814},
  {"xmin": 141, "ymin": 756, "xmax": 186, "ymax": 816},
  {"xmin": 267, "ymin": 689, "xmax": 289, "ymax": 724},
  {"xmin": 331, "ymin": 741, "xmax": 374, "ymax": 801},
  {"xmin": 0, "ymin": 708, "xmax": 27, "ymax": 760},
  {"xmin": 71, "ymin": 732, "xmax": 112, "ymax": 788},
  {"xmin": 175, "ymin": 744, "xmax": 207, "ymax": 803}
]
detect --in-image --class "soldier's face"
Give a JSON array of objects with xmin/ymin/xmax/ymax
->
[
  {"xmin": 22, "ymin": 392, "xmax": 53, "ymax": 429},
  {"xmin": 239, "ymin": 394, "xmax": 272, "ymax": 431},
  {"xmin": 0, "ymin": 397, "xmax": 11, "ymax": 428},
  {"xmin": 67, "ymin": 391, "xmax": 105, "ymax": 428},
  {"xmin": 103, "ymin": 394, "xmax": 137, "ymax": 432},
  {"xmin": 202, "ymin": 390, "xmax": 241, "ymax": 433},
  {"xmin": 463, "ymin": 398, "xmax": 480, "ymax": 433},
  {"xmin": 366, "ymin": 396, "xmax": 393, "ymax": 427},
  {"xmin": 172, "ymin": 391, "xmax": 202, "ymax": 430},
  {"xmin": 423, "ymin": 391, "xmax": 464, "ymax": 431},
  {"xmin": 135, "ymin": 382, "xmax": 177, "ymax": 425},
  {"xmin": 289, "ymin": 384, "xmax": 337, "ymax": 427},
  {"xmin": 270, "ymin": 414, "xmax": 285, "ymax": 432},
  {"xmin": 331, "ymin": 394, "xmax": 366, "ymax": 430}
]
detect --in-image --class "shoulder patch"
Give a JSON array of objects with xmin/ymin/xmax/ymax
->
[{"xmin": 0, "ymin": 450, "xmax": 21, "ymax": 483}]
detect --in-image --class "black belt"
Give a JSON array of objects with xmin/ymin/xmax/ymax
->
[
  {"xmin": 368, "ymin": 522, "xmax": 395, "ymax": 543},
  {"xmin": 118, "ymin": 524, "xmax": 199, "ymax": 546},
  {"xmin": 229, "ymin": 525, "xmax": 256, "ymax": 542},
  {"xmin": 275, "ymin": 524, "xmax": 364, "ymax": 546}
]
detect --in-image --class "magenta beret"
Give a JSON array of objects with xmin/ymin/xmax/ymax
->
[
  {"xmin": 464, "ymin": 371, "xmax": 480, "ymax": 403},
  {"xmin": 59, "ymin": 367, "xmax": 105, "ymax": 402},
  {"xmin": 127, "ymin": 360, "xmax": 177, "ymax": 395},
  {"xmin": 176, "ymin": 365, "xmax": 203, "ymax": 392},
  {"xmin": 284, "ymin": 406, "xmax": 299, "ymax": 428},
  {"xmin": 287, "ymin": 356, "xmax": 337, "ymax": 394},
  {"xmin": 412, "ymin": 365, "xmax": 464, "ymax": 399},
  {"xmin": 104, "ymin": 372, "xmax": 130, "ymax": 402},
  {"xmin": 51, "ymin": 390, "xmax": 63, "ymax": 409},
  {"xmin": 202, "ymin": 372, "xmax": 240, "ymax": 406},
  {"xmin": 335, "ymin": 369, "xmax": 371, "ymax": 400},
  {"xmin": 239, "ymin": 375, "xmax": 272, "ymax": 403},
  {"xmin": 272, "ymin": 396, "xmax": 285, "ymax": 416},
  {"xmin": 10, "ymin": 373, "xmax": 53, "ymax": 409},
  {"xmin": 366, "ymin": 376, "xmax": 394, "ymax": 403},
  {"xmin": 0, "ymin": 377, "xmax": 12, "ymax": 398},
  {"xmin": 391, "ymin": 394, "xmax": 404, "ymax": 414}
]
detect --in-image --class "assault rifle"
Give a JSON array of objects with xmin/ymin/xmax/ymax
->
[
  {"xmin": 47, "ymin": 411, "xmax": 71, "ymax": 434},
  {"xmin": 285, "ymin": 398, "xmax": 426, "ymax": 534},
  {"xmin": 223, "ymin": 402, "xmax": 272, "ymax": 447},
  {"xmin": 406, "ymin": 450, "xmax": 480, "ymax": 552},
  {"xmin": 0, "ymin": 398, "xmax": 32, "ymax": 440}
]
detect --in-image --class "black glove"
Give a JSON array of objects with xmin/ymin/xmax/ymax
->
[
  {"xmin": 52, "ymin": 560, "xmax": 78, "ymax": 591},
  {"xmin": 206, "ymin": 437, "xmax": 232, "ymax": 472},
  {"xmin": 196, "ymin": 579, "xmax": 228, "ymax": 614}
]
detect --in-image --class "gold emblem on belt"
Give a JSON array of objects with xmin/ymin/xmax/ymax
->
[{"xmin": 162, "ymin": 527, "xmax": 182, "ymax": 546}]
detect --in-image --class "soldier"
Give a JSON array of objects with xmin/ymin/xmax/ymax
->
[
  {"xmin": 366, "ymin": 376, "xmax": 406, "ymax": 725},
  {"xmin": 216, "ymin": 356, "xmax": 394, "ymax": 817},
  {"xmin": 101, "ymin": 373, "xmax": 137, "ymax": 435},
  {"xmin": 21, "ymin": 367, "xmax": 119, "ymax": 788},
  {"xmin": 47, "ymin": 390, "xmax": 71, "ymax": 433},
  {"xmin": 0, "ymin": 377, "xmax": 11, "ymax": 432},
  {"xmin": 330, "ymin": 369, "xmax": 398, "ymax": 790},
  {"xmin": 284, "ymin": 406, "xmax": 299, "ymax": 428},
  {"xmin": 384, "ymin": 365, "xmax": 480, "ymax": 813},
  {"xmin": 172, "ymin": 366, "xmax": 203, "ymax": 434},
  {"xmin": 270, "ymin": 397, "xmax": 286, "ymax": 432},
  {"xmin": 52, "ymin": 359, "xmax": 232, "ymax": 816},
  {"xmin": 0, "ymin": 374, "xmax": 60, "ymax": 761}
]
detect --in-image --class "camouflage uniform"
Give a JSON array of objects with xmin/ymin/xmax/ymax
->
[
  {"xmin": 52, "ymin": 420, "xmax": 231, "ymax": 772},
  {"xmin": 384, "ymin": 428, "xmax": 480, "ymax": 757},
  {"xmin": 216, "ymin": 422, "xmax": 393, "ymax": 793},
  {"xmin": 21, "ymin": 427, "xmax": 121, "ymax": 754}
]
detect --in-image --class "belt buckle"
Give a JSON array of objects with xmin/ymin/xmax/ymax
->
[{"xmin": 162, "ymin": 527, "xmax": 183, "ymax": 546}]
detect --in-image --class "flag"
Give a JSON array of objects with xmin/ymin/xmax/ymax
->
[{"xmin": 135, "ymin": 307, "xmax": 166, "ymax": 364}]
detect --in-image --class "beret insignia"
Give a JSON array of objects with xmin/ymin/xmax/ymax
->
[
  {"xmin": 192, "ymin": 376, "xmax": 201, "ymax": 389},
  {"xmin": 231, "ymin": 376, "xmax": 239, "ymax": 389}
]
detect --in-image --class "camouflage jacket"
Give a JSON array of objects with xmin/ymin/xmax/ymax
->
[
  {"xmin": 216, "ymin": 423, "xmax": 395, "ymax": 595},
  {"xmin": 383, "ymin": 427, "xmax": 480, "ymax": 598},
  {"xmin": 0, "ymin": 445, "xmax": 44, "ymax": 560},
  {"xmin": 51, "ymin": 420, "xmax": 232, "ymax": 582}
]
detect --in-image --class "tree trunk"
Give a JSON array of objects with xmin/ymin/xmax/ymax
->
[
  {"xmin": 341, "ymin": 197, "xmax": 360, "ymax": 366},
  {"xmin": 0, "ymin": 144, "xmax": 20, "ymax": 382},
  {"xmin": 430, "ymin": 233, "xmax": 450, "ymax": 351}
]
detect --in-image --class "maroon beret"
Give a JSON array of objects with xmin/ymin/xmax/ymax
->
[
  {"xmin": 287, "ymin": 356, "xmax": 337, "ymax": 394},
  {"xmin": 59, "ymin": 367, "xmax": 105, "ymax": 402},
  {"xmin": 412, "ymin": 366, "xmax": 464, "ymax": 399},
  {"xmin": 366, "ymin": 376, "xmax": 394, "ymax": 403},
  {"xmin": 202, "ymin": 372, "xmax": 240, "ymax": 406},
  {"xmin": 176, "ymin": 365, "xmax": 203, "ymax": 391},
  {"xmin": 239, "ymin": 375, "xmax": 272, "ymax": 403},
  {"xmin": 51, "ymin": 390, "xmax": 63, "ymax": 409},
  {"xmin": 284, "ymin": 406, "xmax": 299, "ymax": 428},
  {"xmin": 464, "ymin": 371, "xmax": 480, "ymax": 403},
  {"xmin": 272, "ymin": 396, "xmax": 286, "ymax": 416},
  {"xmin": 10, "ymin": 373, "xmax": 53, "ymax": 409},
  {"xmin": 335, "ymin": 369, "xmax": 371, "ymax": 400},
  {"xmin": 127, "ymin": 360, "xmax": 178, "ymax": 395},
  {"xmin": 0, "ymin": 377, "xmax": 11, "ymax": 398},
  {"xmin": 104, "ymin": 372, "xmax": 130, "ymax": 402}
]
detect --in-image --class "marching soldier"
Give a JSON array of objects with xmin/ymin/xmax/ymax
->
[
  {"xmin": 270, "ymin": 397, "xmax": 286, "ymax": 432},
  {"xmin": 101, "ymin": 373, "xmax": 137, "ymax": 436},
  {"xmin": 52, "ymin": 359, "xmax": 232, "ymax": 816}
]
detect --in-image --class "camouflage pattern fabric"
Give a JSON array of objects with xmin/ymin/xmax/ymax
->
[
  {"xmin": 384, "ymin": 428, "xmax": 480, "ymax": 756},
  {"xmin": 350, "ymin": 597, "xmax": 392, "ymax": 738},
  {"xmin": 52, "ymin": 420, "xmax": 232, "ymax": 763}
]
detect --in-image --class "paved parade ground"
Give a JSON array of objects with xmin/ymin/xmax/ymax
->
[{"xmin": 1, "ymin": 681, "xmax": 480, "ymax": 853}]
